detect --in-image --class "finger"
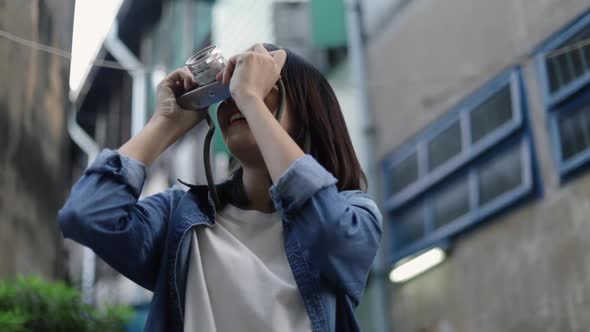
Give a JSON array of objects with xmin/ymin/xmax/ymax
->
[
  {"xmin": 161, "ymin": 78, "xmax": 179, "ymax": 91},
  {"xmin": 246, "ymin": 43, "xmax": 261, "ymax": 52},
  {"xmin": 160, "ymin": 86, "xmax": 174, "ymax": 95},
  {"xmin": 252, "ymin": 43, "xmax": 268, "ymax": 54},
  {"xmin": 174, "ymin": 81, "xmax": 183, "ymax": 95},
  {"xmin": 269, "ymin": 50, "xmax": 287, "ymax": 71},
  {"xmin": 184, "ymin": 77, "xmax": 191, "ymax": 91},
  {"xmin": 163, "ymin": 68, "xmax": 194, "ymax": 88},
  {"xmin": 223, "ymin": 55, "xmax": 238, "ymax": 85},
  {"xmin": 182, "ymin": 66, "xmax": 197, "ymax": 84},
  {"xmin": 164, "ymin": 68, "xmax": 186, "ymax": 82},
  {"xmin": 160, "ymin": 81, "xmax": 182, "ymax": 97}
]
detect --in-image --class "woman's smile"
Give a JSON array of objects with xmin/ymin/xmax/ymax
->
[
  {"xmin": 218, "ymin": 98, "xmax": 249, "ymax": 129},
  {"xmin": 229, "ymin": 112, "xmax": 248, "ymax": 125}
]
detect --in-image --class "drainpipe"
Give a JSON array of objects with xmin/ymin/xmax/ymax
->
[
  {"xmin": 67, "ymin": 107, "xmax": 100, "ymax": 304},
  {"xmin": 345, "ymin": 1, "xmax": 389, "ymax": 332},
  {"xmin": 105, "ymin": 21, "xmax": 147, "ymax": 137}
]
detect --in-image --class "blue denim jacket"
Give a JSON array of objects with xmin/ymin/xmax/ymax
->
[{"xmin": 58, "ymin": 149, "xmax": 382, "ymax": 332}]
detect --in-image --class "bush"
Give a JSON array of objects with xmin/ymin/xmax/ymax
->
[
  {"xmin": 0, "ymin": 310, "xmax": 29, "ymax": 332},
  {"xmin": 0, "ymin": 276, "xmax": 132, "ymax": 332}
]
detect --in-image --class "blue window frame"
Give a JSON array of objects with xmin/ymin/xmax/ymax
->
[
  {"xmin": 382, "ymin": 69, "xmax": 538, "ymax": 264},
  {"xmin": 536, "ymin": 10, "xmax": 590, "ymax": 178},
  {"xmin": 536, "ymin": 11, "xmax": 590, "ymax": 108},
  {"xmin": 548, "ymin": 86, "xmax": 590, "ymax": 176}
]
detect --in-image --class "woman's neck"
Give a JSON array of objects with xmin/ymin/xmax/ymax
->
[{"xmin": 241, "ymin": 164, "xmax": 276, "ymax": 213}]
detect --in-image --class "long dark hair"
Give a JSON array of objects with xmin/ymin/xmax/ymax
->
[{"xmin": 217, "ymin": 44, "xmax": 367, "ymax": 208}]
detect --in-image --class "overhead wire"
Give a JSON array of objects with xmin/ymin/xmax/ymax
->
[
  {"xmin": 1, "ymin": 26, "xmax": 590, "ymax": 111},
  {"xmin": 2, "ymin": 26, "xmax": 587, "ymax": 74}
]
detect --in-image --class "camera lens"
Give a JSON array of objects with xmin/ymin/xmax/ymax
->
[{"xmin": 186, "ymin": 46, "xmax": 227, "ymax": 87}]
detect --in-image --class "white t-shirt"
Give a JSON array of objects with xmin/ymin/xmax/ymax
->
[{"xmin": 183, "ymin": 203, "xmax": 312, "ymax": 332}]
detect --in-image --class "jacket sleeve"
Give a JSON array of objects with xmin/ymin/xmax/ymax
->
[
  {"xmin": 269, "ymin": 155, "xmax": 383, "ymax": 304},
  {"xmin": 58, "ymin": 149, "xmax": 175, "ymax": 291}
]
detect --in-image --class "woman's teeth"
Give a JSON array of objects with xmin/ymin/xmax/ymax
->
[{"xmin": 229, "ymin": 113, "xmax": 246, "ymax": 123}]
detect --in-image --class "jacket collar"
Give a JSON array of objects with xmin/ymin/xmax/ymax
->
[{"xmin": 176, "ymin": 179, "xmax": 217, "ymax": 226}]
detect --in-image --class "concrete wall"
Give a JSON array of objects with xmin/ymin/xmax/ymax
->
[
  {"xmin": 361, "ymin": 0, "xmax": 407, "ymax": 37},
  {"xmin": 367, "ymin": 0, "xmax": 590, "ymax": 331},
  {"xmin": 0, "ymin": 0, "xmax": 74, "ymax": 278}
]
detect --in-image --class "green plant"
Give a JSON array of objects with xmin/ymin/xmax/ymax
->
[
  {"xmin": 0, "ymin": 310, "xmax": 29, "ymax": 332},
  {"xmin": 0, "ymin": 276, "xmax": 132, "ymax": 332}
]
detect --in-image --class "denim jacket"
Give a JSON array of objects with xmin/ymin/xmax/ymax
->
[{"xmin": 58, "ymin": 149, "xmax": 382, "ymax": 332}]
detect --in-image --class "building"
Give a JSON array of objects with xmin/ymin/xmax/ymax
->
[
  {"xmin": 368, "ymin": 0, "xmax": 590, "ymax": 330},
  {"xmin": 0, "ymin": 0, "xmax": 75, "ymax": 278},
  {"xmin": 70, "ymin": 0, "xmax": 217, "ymax": 308},
  {"xmin": 65, "ymin": 3, "xmax": 396, "ymax": 332}
]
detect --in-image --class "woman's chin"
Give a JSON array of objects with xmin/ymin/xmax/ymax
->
[
  {"xmin": 221, "ymin": 121, "xmax": 262, "ymax": 157},
  {"xmin": 225, "ymin": 135, "xmax": 258, "ymax": 156}
]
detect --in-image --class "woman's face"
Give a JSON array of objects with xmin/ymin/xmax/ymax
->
[{"xmin": 217, "ymin": 86, "xmax": 296, "ymax": 160}]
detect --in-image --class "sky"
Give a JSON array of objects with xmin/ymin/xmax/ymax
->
[
  {"xmin": 68, "ymin": 0, "xmax": 278, "ymax": 100},
  {"xmin": 69, "ymin": 0, "xmax": 124, "ymax": 100}
]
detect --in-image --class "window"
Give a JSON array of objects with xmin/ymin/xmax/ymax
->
[
  {"xmin": 390, "ymin": 151, "xmax": 418, "ymax": 194},
  {"xmin": 549, "ymin": 86, "xmax": 590, "ymax": 175},
  {"xmin": 537, "ymin": 11, "xmax": 590, "ymax": 178},
  {"xmin": 557, "ymin": 102, "xmax": 590, "ymax": 161},
  {"xmin": 470, "ymin": 85, "xmax": 513, "ymax": 144},
  {"xmin": 478, "ymin": 145, "xmax": 523, "ymax": 206},
  {"xmin": 537, "ymin": 12, "xmax": 590, "ymax": 107},
  {"xmin": 383, "ymin": 70, "xmax": 538, "ymax": 263},
  {"xmin": 432, "ymin": 175, "xmax": 470, "ymax": 230},
  {"xmin": 391, "ymin": 200, "xmax": 425, "ymax": 252},
  {"xmin": 545, "ymin": 29, "xmax": 590, "ymax": 94},
  {"xmin": 383, "ymin": 70, "xmax": 523, "ymax": 209},
  {"xmin": 427, "ymin": 121, "xmax": 462, "ymax": 171}
]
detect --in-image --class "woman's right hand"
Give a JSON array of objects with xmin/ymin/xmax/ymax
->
[
  {"xmin": 154, "ymin": 67, "xmax": 207, "ymax": 135},
  {"xmin": 118, "ymin": 67, "xmax": 206, "ymax": 166}
]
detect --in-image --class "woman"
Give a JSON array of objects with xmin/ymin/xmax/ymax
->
[{"xmin": 58, "ymin": 43, "xmax": 382, "ymax": 332}]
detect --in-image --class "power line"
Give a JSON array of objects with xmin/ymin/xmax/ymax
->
[
  {"xmin": 0, "ymin": 29, "xmax": 132, "ymax": 71},
  {"xmin": 2, "ymin": 25, "xmax": 588, "ymax": 73},
  {"xmin": 2, "ymin": 25, "xmax": 590, "ymax": 108}
]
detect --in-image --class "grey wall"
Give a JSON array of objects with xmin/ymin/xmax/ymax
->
[
  {"xmin": 367, "ymin": 0, "xmax": 590, "ymax": 330},
  {"xmin": 0, "ymin": 0, "xmax": 74, "ymax": 278}
]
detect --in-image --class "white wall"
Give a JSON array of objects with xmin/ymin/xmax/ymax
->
[{"xmin": 212, "ymin": 0, "xmax": 276, "ymax": 56}]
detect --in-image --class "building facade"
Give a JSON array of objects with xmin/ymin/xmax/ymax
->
[
  {"xmin": 0, "ymin": 0, "xmax": 75, "ymax": 278},
  {"xmin": 368, "ymin": 0, "xmax": 590, "ymax": 331},
  {"xmin": 71, "ymin": 0, "xmax": 217, "ymax": 308}
]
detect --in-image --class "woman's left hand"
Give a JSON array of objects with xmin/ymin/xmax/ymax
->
[
  {"xmin": 216, "ymin": 44, "xmax": 302, "ymax": 183},
  {"xmin": 218, "ymin": 43, "xmax": 287, "ymax": 108}
]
